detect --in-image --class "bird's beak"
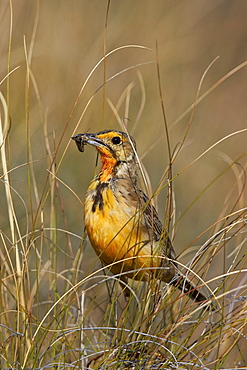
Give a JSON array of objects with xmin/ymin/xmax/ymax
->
[{"xmin": 72, "ymin": 133, "xmax": 107, "ymax": 153}]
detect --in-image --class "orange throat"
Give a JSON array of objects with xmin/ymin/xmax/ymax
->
[{"xmin": 99, "ymin": 153, "xmax": 117, "ymax": 182}]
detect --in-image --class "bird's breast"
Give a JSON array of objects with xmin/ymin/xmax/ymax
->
[{"xmin": 84, "ymin": 179, "xmax": 161, "ymax": 279}]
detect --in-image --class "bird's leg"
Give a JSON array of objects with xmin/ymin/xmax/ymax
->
[
  {"xmin": 119, "ymin": 276, "xmax": 131, "ymax": 302},
  {"xmin": 111, "ymin": 277, "xmax": 131, "ymax": 345}
]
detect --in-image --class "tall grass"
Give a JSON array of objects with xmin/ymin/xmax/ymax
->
[{"xmin": 1, "ymin": 1, "xmax": 247, "ymax": 369}]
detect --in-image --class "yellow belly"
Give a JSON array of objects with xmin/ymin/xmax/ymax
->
[{"xmin": 84, "ymin": 182, "xmax": 161, "ymax": 280}]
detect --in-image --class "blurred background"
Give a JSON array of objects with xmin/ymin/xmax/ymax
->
[{"xmin": 1, "ymin": 0, "xmax": 247, "ymax": 305}]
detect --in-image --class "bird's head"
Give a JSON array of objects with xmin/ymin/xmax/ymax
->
[
  {"xmin": 72, "ymin": 129, "xmax": 136, "ymax": 162},
  {"xmin": 72, "ymin": 129, "xmax": 138, "ymax": 181}
]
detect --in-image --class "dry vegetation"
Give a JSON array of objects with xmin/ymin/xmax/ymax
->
[{"xmin": 0, "ymin": 1, "xmax": 247, "ymax": 369}]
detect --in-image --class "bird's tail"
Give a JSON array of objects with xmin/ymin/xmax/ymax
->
[{"xmin": 171, "ymin": 275, "xmax": 209, "ymax": 304}]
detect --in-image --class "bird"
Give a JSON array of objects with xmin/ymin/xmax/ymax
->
[{"xmin": 72, "ymin": 129, "xmax": 209, "ymax": 306}]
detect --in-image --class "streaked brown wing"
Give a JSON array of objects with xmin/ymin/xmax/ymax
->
[{"xmin": 139, "ymin": 189, "xmax": 176, "ymax": 260}]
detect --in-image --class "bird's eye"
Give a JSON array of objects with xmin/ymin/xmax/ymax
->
[{"xmin": 112, "ymin": 136, "xmax": 121, "ymax": 145}]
